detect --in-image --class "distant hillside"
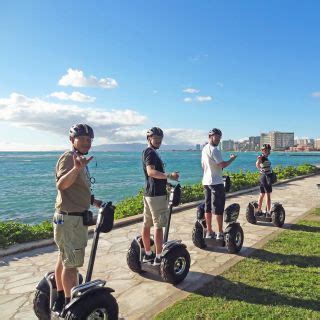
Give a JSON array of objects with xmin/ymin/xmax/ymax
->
[{"xmin": 93, "ymin": 143, "xmax": 196, "ymax": 152}]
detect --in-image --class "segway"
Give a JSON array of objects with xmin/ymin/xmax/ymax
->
[
  {"xmin": 127, "ymin": 183, "xmax": 191, "ymax": 284},
  {"xmin": 246, "ymin": 201, "xmax": 285, "ymax": 227},
  {"xmin": 33, "ymin": 202, "xmax": 119, "ymax": 320},
  {"xmin": 192, "ymin": 202, "xmax": 244, "ymax": 253}
]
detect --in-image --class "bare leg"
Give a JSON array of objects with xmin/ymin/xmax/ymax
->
[
  {"xmin": 54, "ymin": 255, "xmax": 63, "ymax": 291},
  {"xmin": 205, "ymin": 212, "xmax": 213, "ymax": 233},
  {"xmin": 266, "ymin": 193, "xmax": 271, "ymax": 212},
  {"xmin": 62, "ymin": 267, "xmax": 77, "ymax": 298},
  {"xmin": 154, "ymin": 227, "xmax": 163, "ymax": 255},
  {"xmin": 142, "ymin": 225, "xmax": 151, "ymax": 252},
  {"xmin": 258, "ymin": 193, "xmax": 265, "ymax": 211},
  {"xmin": 216, "ymin": 214, "xmax": 223, "ymax": 233}
]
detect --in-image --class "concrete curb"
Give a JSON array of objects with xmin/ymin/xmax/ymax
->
[{"xmin": 1, "ymin": 171, "xmax": 319, "ymax": 258}]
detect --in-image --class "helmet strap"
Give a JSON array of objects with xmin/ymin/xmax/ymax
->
[{"xmin": 72, "ymin": 146, "xmax": 88, "ymax": 156}]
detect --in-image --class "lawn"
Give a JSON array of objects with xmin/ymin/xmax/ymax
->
[{"xmin": 155, "ymin": 208, "xmax": 320, "ymax": 319}]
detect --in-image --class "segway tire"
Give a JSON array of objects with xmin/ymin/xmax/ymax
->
[
  {"xmin": 272, "ymin": 205, "xmax": 285, "ymax": 227},
  {"xmin": 33, "ymin": 290, "xmax": 50, "ymax": 320},
  {"xmin": 225, "ymin": 224, "xmax": 244, "ymax": 253},
  {"xmin": 160, "ymin": 246, "xmax": 190, "ymax": 284},
  {"xmin": 192, "ymin": 221, "xmax": 206, "ymax": 248},
  {"xmin": 65, "ymin": 292, "xmax": 118, "ymax": 320},
  {"xmin": 127, "ymin": 240, "xmax": 142, "ymax": 273},
  {"xmin": 246, "ymin": 202, "xmax": 257, "ymax": 224}
]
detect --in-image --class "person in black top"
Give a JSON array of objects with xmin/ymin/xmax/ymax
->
[
  {"xmin": 141, "ymin": 127, "xmax": 179, "ymax": 265},
  {"xmin": 256, "ymin": 144, "xmax": 273, "ymax": 215}
]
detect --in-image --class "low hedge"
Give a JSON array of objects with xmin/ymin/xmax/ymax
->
[{"xmin": 0, "ymin": 163, "xmax": 318, "ymax": 248}]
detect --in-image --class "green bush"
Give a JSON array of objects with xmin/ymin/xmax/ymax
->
[{"xmin": 0, "ymin": 164, "xmax": 318, "ymax": 248}]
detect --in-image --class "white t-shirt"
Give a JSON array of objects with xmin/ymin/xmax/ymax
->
[{"xmin": 201, "ymin": 143, "xmax": 224, "ymax": 186}]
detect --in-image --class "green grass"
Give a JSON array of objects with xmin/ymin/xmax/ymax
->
[{"xmin": 155, "ymin": 210, "xmax": 320, "ymax": 320}]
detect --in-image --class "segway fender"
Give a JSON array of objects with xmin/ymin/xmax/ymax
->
[
  {"xmin": 271, "ymin": 202, "xmax": 283, "ymax": 212},
  {"xmin": 35, "ymin": 276, "xmax": 51, "ymax": 295},
  {"xmin": 65, "ymin": 286, "xmax": 115, "ymax": 312},
  {"xmin": 224, "ymin": 222, "xmax": 240, "ymax": 234},
  {"xmin": 162, "ymin": 242, "xmax": 186, "ymax": 257}
]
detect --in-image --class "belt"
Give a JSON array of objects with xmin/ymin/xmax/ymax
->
[{"xmin": 56, "ymin": 210, "xmax": 87, "ymax": 217}]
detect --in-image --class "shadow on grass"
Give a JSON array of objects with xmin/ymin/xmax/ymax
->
[
  {"xmin": 194, "ymin": 274, "xmax": 320, "ymax": 312},
  {"xmin": 246, "ymin": 248, "xmax": 320, "ymax": 268},
  {"xmin": 283, "ymin": 223, "xmax": 320, "ymax": 233}
]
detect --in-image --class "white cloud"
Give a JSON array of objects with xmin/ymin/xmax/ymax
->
[
  {"xmin": 164, "ymin": 128, "xmax": 206, "ymax": 145},
  {"xmin": 196, "ymin": 96, "xmax": 213, "ymax": 102},
  {"xmin": 49, "ymin": 91, "xmax": 96, "ymax": 102},
  {"xmin": 184, "ymin": 97, "xmax": 193, "ymax": 103},
  {"xmin": 312, "ymin": 91, "xmax": 320, "ymax": 98},
  {"xmin": 0, "ymin": 93, "xmax": 146, "ymax": 139},
  {"xmin": 58, "ymin": 68, "xmax": 118, "ymax": 89},
  {"xmin": 183, "ymin": 88, "xmax": 199, "ymax": 94}
]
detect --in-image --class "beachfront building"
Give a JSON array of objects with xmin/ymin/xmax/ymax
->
[
  {"xmin": 248, "ymin": 136, "xmax": 260, "ymax": 151},
  {"xmin": 260, "ymin": 131, "xmax": 294, "ymax": 151},
  {"xmin": 222, "ymin": 139, "xmax": 235, "ymax": 151},
  {"xmin": 315, "ymin": 138, "xmax": 320, "ymax": 150}
]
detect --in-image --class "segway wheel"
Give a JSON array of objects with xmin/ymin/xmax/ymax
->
[
  {"xmin": 160, "ymin": 246, "xmax": 190, "ymax": 284},
  {"xmin": 127, "ymin": 240, "xmax": 142, "ymax": 273},
  {"xmin": 33, "ymin": 290, "xmax": 50, "ymax": 320},
  {"xmin": 225, "ymin": 224, "xmax": 244, "ymax": 253},
  {"xmin": 65, "ymin": 292, "xmax": 118, "ymax": 320},
  {"xmin": 272, "ymin": 205, "xmax": 285, "ymax": 227},
  {"xmin": 192, "ymin": 221, "xmax": 206, "ymax": 248},
  {"xmin": 246, "ymin": 202, "xmax": 257, "ymax": 224}
]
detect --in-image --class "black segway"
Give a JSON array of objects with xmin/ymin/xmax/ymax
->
[
  {"xmin": 127, "ymin": 184, "xmax": 191, "ymax": 284},
  {"xmin": 192, "ymin": 202, "xmax": 244, "ymax": 253},
  {"xmin": 33, "ymin": 202, "xmax": 119, "ymax": 320},
  {"xmin": 246, "ymin": 201, "xmax": 285, "ymax": 227}
]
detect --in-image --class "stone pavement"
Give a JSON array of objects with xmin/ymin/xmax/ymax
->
[{"xmin": 1, "ymin": 175, "xmax": 319, "ymax": 319}]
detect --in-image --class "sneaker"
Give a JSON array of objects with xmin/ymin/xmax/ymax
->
[
  {"xmin": 51, "ymin": 297, "xmax": 65, "ymax": 314},
  {"xmin": 143, "ymin": 252, "xmax": 155, "ymax": 263},
  {"xmin": 216, "ymin": 233, "xmax": 224, "ymax": 241},
  {"xmin": 205, "ymin": 232, "xmax": 216, "ymax": 239},
  {"xmin": 153, "ymin": 257, "xmax": 161, "ymax": 266}
]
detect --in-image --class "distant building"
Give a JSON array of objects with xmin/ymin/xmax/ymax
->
[
  {"xmin": 248, "ymin": 136, "xmax": 260, "ymax": 151},
  {"xmin": 222, "ymin": 140, "xmax": 235, "ymax": 151},
  {"xmin": 315, "ymin": 138, "xmax": 320, "ymax": 150},
  {"xmin": 260, "ymin": 131, "xmax": 294, "ymax": 151},
  {"xmin": 195, "ymin": 144, "xmax": 201, "ymax": 151}
]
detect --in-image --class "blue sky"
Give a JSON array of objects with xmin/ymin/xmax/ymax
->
[{"xmin": 0, "ymin": 0, "xmax": 319, "ymax": 150}]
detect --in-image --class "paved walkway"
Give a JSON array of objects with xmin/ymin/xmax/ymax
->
[{"xmin": 1, "ymin": 175, "xmax": 319, "ymax": 319}]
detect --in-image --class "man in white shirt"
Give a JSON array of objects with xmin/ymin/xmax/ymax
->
[{"xmin": 201, "ymin": 128, "xmax": 237, "ymax": 240}]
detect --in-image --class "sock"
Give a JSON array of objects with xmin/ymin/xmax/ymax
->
[
  {"xmin": 145, "ymin": 250, "xmax": 151, "ymax": 256},
  {"xmin": 65, "ymin": 297, "xmax": 70, "ymax": 305},
  {"xmin": 57, "ymin": 290, "xmax": 64, "ymax": 300},
  {"xmin": 156, "ymin": 254, "xmax": 161, "ymax": 259}
]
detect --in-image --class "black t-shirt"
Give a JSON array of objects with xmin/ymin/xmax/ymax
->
[{"xmin": 142, "ymin": 147, "xmax": 167, "ymax": 197}]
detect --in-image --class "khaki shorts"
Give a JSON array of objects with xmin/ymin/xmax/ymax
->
[
  {"xmin": 53, "ymin": 212, "xmax": 88, "ymax": 268},
  {"xmin": 143, "ymin": 195, "xmax": 169, "ymax": 229}
]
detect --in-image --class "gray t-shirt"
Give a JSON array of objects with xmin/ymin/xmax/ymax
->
[{"xmin": 201, "ymin": 144, "xmax": 223, "ymax": 185}]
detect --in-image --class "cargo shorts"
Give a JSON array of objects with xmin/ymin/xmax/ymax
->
[
  {"xmin": 53, "ymin": 212, "xmax": 88, "ymax": 268},
  {"xmin": 143, "ymin": 195, "xmax": 169, "ymax": 229}
]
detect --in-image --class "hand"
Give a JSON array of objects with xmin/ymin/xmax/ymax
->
[
  {"xmin": 73, "ymin": 154, "xmax": 93, "ymax": 170},
  {"xmin": 230, "ymin": 154, "xmax": 237, "ymax": 160},
  {"xmin": 170, "ymin": 171, "xmax": 180, "ymax": 181}
]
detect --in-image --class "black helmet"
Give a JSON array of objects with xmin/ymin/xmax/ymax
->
[
  {"xmin": 69, "ymin": 124, "xmax": 94, "ymax": 139},
  {"xmin": 146, "ymin": 127, "xmax": 164, "ymax": 138},
  {"xmin": 262, "ymin": 144, "xmax": 271, "ymax": 151},
  {"xmin": 208, "ymin": 128, "xmax": 222, "ymax": 136}
]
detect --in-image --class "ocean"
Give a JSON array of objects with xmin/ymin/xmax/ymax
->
[{"xmin": 1, "ymin": 150, "xmax": 320, "ymax": 224}]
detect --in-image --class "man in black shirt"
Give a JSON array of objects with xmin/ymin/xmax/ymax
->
[{"xmin": 141, "ymin": 127, "xmax": 179, "ymax": 265}]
